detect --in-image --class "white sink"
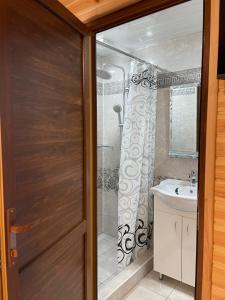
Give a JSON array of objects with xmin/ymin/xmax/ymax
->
[{"xmin": 151, "ymin": 179, "xmax": 197, "ymax": 212}]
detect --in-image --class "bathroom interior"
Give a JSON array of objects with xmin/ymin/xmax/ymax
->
[{"xmin": 96, "ymin": 0, "xmax": 202, "ymax": 299}]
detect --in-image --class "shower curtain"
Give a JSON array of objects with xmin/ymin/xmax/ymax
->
[{"xmin": 117, "ymin": 62, "xmax": 157, "ymax": 267}]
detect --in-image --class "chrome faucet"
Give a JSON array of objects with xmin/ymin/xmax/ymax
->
[{"xmin": 189, "ymin": 170, "xmax": 197, "ymax": 186}]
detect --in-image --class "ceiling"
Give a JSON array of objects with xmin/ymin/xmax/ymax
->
[
  {"xmin": 97, "ymin": 0, "xmax": 203, "ymax": 53},
  {"xmin": 58, "ymin": 0, "xmax": 143, "ymax": 24}
]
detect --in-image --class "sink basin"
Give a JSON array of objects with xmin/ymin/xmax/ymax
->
[{"xmin": 151, "ymin": 179, "xmax": 197, "ymax": 212}]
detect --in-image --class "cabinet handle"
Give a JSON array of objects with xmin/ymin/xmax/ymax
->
[
  {"xmin": 187, "ymin": 224, "xmax": 189, "ymax": 234},
  {"xmin": 174, "ymin": 221, "xmax": 177, "ymax": 232}
]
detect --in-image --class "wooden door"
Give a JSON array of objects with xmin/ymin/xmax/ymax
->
[
  {"xmin": 182, "ymin": 217, "xmax": 197, "ymax": 287},
  {"xmin": 0, "ymin": 0, "xmax": 95, "ymax": 299},
  {"xmin": 154, "ymin": 211, "xmax": 182, "ymax": 281}
]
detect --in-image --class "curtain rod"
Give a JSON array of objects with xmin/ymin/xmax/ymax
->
[{"xmin": 96, "ymin": 40, "xmax": 167, "ymax": 73}]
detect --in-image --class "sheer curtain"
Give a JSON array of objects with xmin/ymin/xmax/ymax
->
[{"xmin": 117, "ymin": 62, "xmax": 157, "ymax": 267}]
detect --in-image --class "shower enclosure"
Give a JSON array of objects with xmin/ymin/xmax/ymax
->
[
  {"xmin": 97, "ymin": 40, "xmax": 160, "ymax": 288},
  {"xmin": 97, "ymin": 42, "xmax": 127, "ymax": 287}
]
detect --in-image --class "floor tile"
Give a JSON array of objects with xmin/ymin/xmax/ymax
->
[
  {"xmin": 168, "ymin": 283, "xmax": 195, "ymax": 300},
  {"xmin": 123, "ymin": 285, "xmax": 166, "ymax": 300},
  {"xmin": 98, "ymin": 234, "xmax": 117, "ymax": 256},
  {"xmin": 139, "ymin": 271, "xmax": 178, "ymax": 298},
  {"xmin": 98, "ymin": 234, "xmax": 118, "ymax": 286},
  {"xmin": 98, "ymin": 267, "xmax": 107, "ymax": 285},
  {"xmin": 98, "ymin": 233, "xmax": 108, "ymax": 242},
  {"xmin": 98, "ymin": 235, "xmax": 194, "ymax": 300},
  {"xmin": 99, "ymin": 250, "xmax": 117, "ymax": 268}
]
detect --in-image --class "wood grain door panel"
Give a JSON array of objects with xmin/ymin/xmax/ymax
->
[
  {"xmin": 1, "ymin": 0, "xmax": 91, "ymax": 299},
  {"xmin": 9, "ymin": 0, "xmax": 84, "ymax": 270},
  {"xmin": 20, "ymin": 226, "xmax": 86, "ymax": 300}
]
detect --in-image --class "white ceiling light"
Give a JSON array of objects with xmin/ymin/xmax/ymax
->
[{"xmin": 146, "ymin": 31, "xmax": 153, "ymax": 37}]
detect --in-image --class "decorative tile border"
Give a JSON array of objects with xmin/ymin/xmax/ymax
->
[
  {"xmin": 153, "ymin": 176, "xmax": 170, "ymax": 186},
  {"xmin": 97, "ymin": 172, "xmax": 187, "ymax": 193},
  {"xmin": 97, "ymin": 172, "xmax": 182, "ymax": 192},
  {"xmin": 170, "ymin": 85, "xmax": 198, "ymax": 97},
  {"xmin": 97, "ymin": 67, "xmax": 201, "ymax": 95},
  {"xmin": 97, "ymin": 167, "xmax": 119, "ymax": 192},
  {"xmin": 153, "ymin": 175, "xmax": 184, "ymax": 186},
  {"xmin": 158, "ymin": 67, "xmax": 201, "ymax": 88}
]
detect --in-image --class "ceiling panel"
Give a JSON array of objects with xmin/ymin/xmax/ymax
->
[
  {"xmin": 58, "ymin": 0, "xmax": 143, "ymax": 24},
  {"xmin": 97, "ymin": 0, "xmax": 203, "ymax": 52}
]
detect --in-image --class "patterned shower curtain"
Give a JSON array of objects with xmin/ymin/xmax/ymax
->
[{"xmin": 117, "ymin": 62, "xmax": 157, "ymax": 267}]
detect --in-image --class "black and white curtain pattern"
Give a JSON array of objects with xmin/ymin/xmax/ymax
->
[{"xmin": 117, "ymin": 62, "xmax": 157, "ymax": 267}]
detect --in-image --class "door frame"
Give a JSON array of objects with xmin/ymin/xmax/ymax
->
[{"xmin": 88, "ymin": 1, "xmax": 218, "ymax": 300}]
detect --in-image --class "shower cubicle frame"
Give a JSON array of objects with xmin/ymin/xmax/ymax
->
[
  {"xmin": 87, "ymin": 0, "xmax": 216, "ymax": 300},
  {"xmin": 97, "ymin": 40, "xmax": 166, "ymax": 72}
]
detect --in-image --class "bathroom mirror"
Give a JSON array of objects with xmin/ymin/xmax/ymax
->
[{"xmin": 169, "ymin": 84, "xmax": 199, "ymax": 158}]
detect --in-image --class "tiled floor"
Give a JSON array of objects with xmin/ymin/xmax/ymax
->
[
  {"xmin": 123, "ymin": 271, "xmax": 195, "ymax": 300},
  {"xmin": 98, "ymin": 236, "xmax": 194, "ymax": 300},
  {"xmin": 98, "ymin": 233, "xmax": 119, "ymax": 286}
]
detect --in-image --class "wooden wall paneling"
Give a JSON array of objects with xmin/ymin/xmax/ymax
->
[
  {"xmin": 212, "ymin": 80, "xmax": 225, "ymax": 299},
  {"xmin": 87, "ymin": 0, "xmax": 190, "ymax": 32},
  {"xmin": 59, "ymin": 0, "xmax": 143, "ymax": 24},
  {"xmin": 38, "ymin": 0, "xmax": 90, "ymax": 35},
  {"xmin": 197, "ymin": 1, "xmax": 220, "ymax": 300}
]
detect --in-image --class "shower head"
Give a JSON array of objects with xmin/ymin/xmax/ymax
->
[
  {"xmin": 113, "ymin": 105, "xmax": 123, "ymax": 128},
  {"xmin": 113, "ymin": 105, "xmax": 122, "ymax": 113},
  {"xmin": 97, "ymin": 68, "xmax": 112, "ymax": 80}
]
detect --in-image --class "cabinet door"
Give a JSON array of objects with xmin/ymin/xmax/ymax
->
[
  {"xmin": 182, "ymin": 217, "xmax": 197, "ymax": 287},
  {"xmin": 154, "ymin": 211, "xmax": 182, "ymax": 281}
]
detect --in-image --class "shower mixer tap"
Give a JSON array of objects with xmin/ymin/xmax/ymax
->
[{"xmin": 189, "ymin": 170, "xmax": 197, "ymax": 186}]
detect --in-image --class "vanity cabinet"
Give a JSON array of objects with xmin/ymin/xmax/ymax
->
[
  {"xmin": 154, "ymin": 197, "xmax": 197, "ymax": 287},
  {"xmin": 154, "ymin": 211, "xmax": 182, "ymax": 281},
  {"xmin": 182, "ymin": 217, "xmax": 197, "ymax": 286}
]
